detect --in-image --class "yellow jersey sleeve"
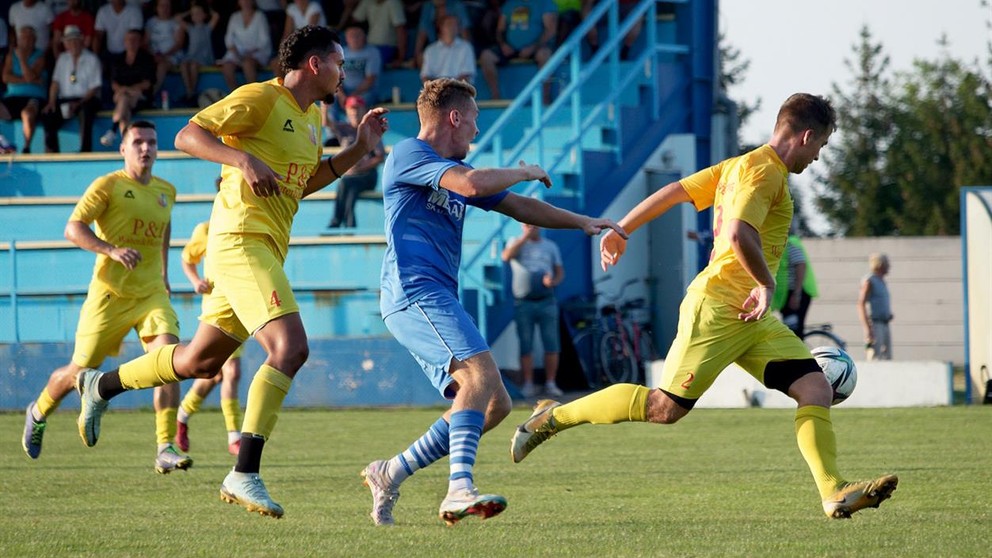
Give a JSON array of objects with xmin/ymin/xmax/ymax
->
[
  {"xmin": 679, "ymin": 158, "xmax": 729, "ymax": 211},
  {"xmin": 182, "ymin": 221, "xmax": 209, "ymax": 265}
]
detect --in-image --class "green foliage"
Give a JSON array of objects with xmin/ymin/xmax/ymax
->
[{"xmin": 1, "ymin": 406, "xmax": 989, "ymax": 557}]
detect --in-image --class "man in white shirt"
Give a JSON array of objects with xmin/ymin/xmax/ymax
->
[
  {"xmin": 94, "ymin": 0, "xmax": 143, "ymax": 56},
  {"xmin": 41, "ymin": 25, "xmax": 102, "ymax": 152},
  {"xmin": 8, "ymin": 0, "xmax": 54, "ymax": 51},
  {"xmin": 420, "ymin": 15, "xmax": 475, "ymax": 84}
]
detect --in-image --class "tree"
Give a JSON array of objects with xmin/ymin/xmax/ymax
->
[{"xmin": 718, "ymin": 33, "xmax": 760, "ymax": 149}]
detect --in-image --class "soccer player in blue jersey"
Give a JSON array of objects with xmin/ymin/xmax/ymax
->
[{"xmin": 360, "ymin": 77, "xmax": 626, "ymax": 526}]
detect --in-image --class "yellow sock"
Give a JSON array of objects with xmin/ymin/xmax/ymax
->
[
  {"xmin": 552, "ymin": 384, "xmax": 649, "ymax": 429},
  {"xmin": 221, "ymin": 397, "xmax": 242, "ymax": 433},
  {"xmin": 795, "ymin": 405, "xmax": 845, "ymax": 498},
  {"xmin": 120, "ymin": 345, "xmax": 180, "ymax": 390},
  {"xmin": 156, "ymin": 407, "xmax": 178, "ymax": 445},
  {"xmin": 35, "ymin": 387, "xmax": 61, "ymax": 418},
  {"xmin": 241, "ymin": 365, "xmax": 292, "ymax": 440},
  {"xmin": 180, "ymin": 390, "xmax": 205, "ymax": 416}
]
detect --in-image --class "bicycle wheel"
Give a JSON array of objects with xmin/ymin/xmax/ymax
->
[
  {"xmin": 571, "ymin": 328, "xmax": 603, "ymax": 388},
  {"xmin": 599, "ymin": 330, "xmax": 638, "ymax": 384},
  {"xmin": 803, "ymin": 329, "xmax": 847, "ymax": 351}
]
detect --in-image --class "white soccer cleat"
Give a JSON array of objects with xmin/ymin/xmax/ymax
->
[
  {"xmin": 155, "ymin": 444, "xmax": 193, "ymax": 474},
  {"xmin": 76, "ymin": 368, "xmax": 108, "ymax": 447},
  {"xmin": 822, "ymin": 474, "xmax": 898, "ymax": 519},
  {"xmin": 438, "ymin": 487, "xmax": 507, "ymax": 526},
  {"xmin": 220, "ymin": 470, "xmax": 285, "ymax": 518},
  {"xmin": 361, "ymin": 460, "xmax": 400, "ymax": 526},
  {"xmin": 510, "ymin": 399, "xmax": 561, "ymax": 463}
]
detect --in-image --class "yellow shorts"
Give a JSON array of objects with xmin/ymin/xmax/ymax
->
[
  {"xmin": 72, "ymin": 285, "xmax": 180, "ymax": 368},
  {"xmin": 201, "ymin": 233, "xmax": 299, "ymax": 343},
  {"xmin": 659, "ymin": 290, "xmax": 811, "ymax": 400}
]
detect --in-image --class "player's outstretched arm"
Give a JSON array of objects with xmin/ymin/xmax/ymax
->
[
  {"xmin": 441, "ymin": 161, "xmax": 551, "ymax": 198},
  {"xmin": 494, "ymin": 192, "xmax": 626, "ymax": 238}
]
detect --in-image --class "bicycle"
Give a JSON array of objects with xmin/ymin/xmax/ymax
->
[{"xmin": 801, "ymin": 323, "xmax": 847, "ymax": 351}]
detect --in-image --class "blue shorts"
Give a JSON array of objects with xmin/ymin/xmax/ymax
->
[
  {"xmin": 384, "ymin": 291, "xmax": 490, "ymax": 399},
  {"xmin": 514, "ymin": 297, "xmax": 560, "ymax": 355}
]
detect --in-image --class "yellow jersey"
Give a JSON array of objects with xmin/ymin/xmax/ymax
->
[
  {"xmin": 182, "ymin": 221, "xmax": 209, "ymax": 266},
  {"xmin": 190, "ymin": 78, "xmax": 323, "ymax": 260},
  {"xmin": 680, "ymin": 144, "xmax": 793, "ymax": 308},
  {"xmin": 70, "ymin": 170, "xmax": 176, "ymax": 298}
]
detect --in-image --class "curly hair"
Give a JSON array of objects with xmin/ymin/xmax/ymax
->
[{"xmin": 278, "ymin": 25, "xmax": 342, "ymax": 75}]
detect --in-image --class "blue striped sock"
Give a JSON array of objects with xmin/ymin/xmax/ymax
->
[
  {"xmin": 448, "ymin": 409, "xmax": 484, "ymax": 493},
  {"xmin": 386, "ymin": 417, "xmax": 450, "ymax": 484}
]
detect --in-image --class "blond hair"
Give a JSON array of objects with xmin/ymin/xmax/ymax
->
[
  {"xmin": 869, "ymin": 253, "xmax": 889, "ymax": 272},
  {"xmin": 416, "ymin": 78, "xmax": 477, "ymax": 122}
]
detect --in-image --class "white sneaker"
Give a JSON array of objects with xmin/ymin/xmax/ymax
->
[
  {"xmin": 99, "ymin": 129, "xmax": 117, "ymax": 147},
  {"xmin": 545, "ymin": 382, "xmax": 564, "ymax": 397},
  {"xmin": 155, "ymin": 443, "xmax": 193, "ymax": 474},
  {"xmin": 438, "ymin": 486, "xmax": 507, "ymax": 526},
  {"xmin": 361, "ymin": 460, "xmax": 400, "ymax": 526},
  {"xmin": 521, "ymin": 382, "xmax": 538, "ymax": 398},
  {"xmin": 220, "ymin": 469, "xmax": 284, "ymax": 518}
]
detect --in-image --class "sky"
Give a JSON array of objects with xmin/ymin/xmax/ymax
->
[{"xmin": 720, "ymin": 0, "xmax": 991, "ymax": 232}]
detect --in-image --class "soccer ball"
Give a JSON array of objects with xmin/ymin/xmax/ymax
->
[
  {"xmin": 811, "ymin": 346, "xmax": 858, "ymax": 405},
  {"xmin": 198, "ymin": 88, "xmax": 224, "ymax": 108}
]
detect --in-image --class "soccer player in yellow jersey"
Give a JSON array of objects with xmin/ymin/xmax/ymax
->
[
  {"xmin": 22, "ymin": 121, "xmax": 193, "ymax": 474},
  {"xmin": 511, "ymin": 93, "xmax": 899, "ymax": 519},
  {"xmin": 175, "ymin": 217, "xmax": 245, "ymax": 456},
  {"xmin": 73, "ymin": 25, "xmax": 387, "ymax": 518}
]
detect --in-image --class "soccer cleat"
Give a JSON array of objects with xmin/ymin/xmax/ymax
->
[
  {"xmin": 76, "ymin": 368, "xmax": 109, "ymax": 447},
  {"xmin": 228, "ymin": 438, "xmax": 241, "ymax": 456},
  {"xmin": 220, "ymin": 470, "xmax": 284, "ymax": 518},
  {"xmin": 22, "ymin": 402, "xmax": 46, "ymax": 459},
  {"xmin": 175, "ymin": 421, "xmax": 190, "ymax": 452},
  {"xmin": 822, "ymin": 474, "xmax": 899, "ymax": 519},
  {"xmin": 510, "ymin": 399, "xmax": 561, "ymax": 463},
  {"xmin": 155, "ymin": 444, "xmax": 193, "ymax": 474},
  {"xmin": 438, "ymin": 487, "xmax": 507, "ymax": 526},
  {"xmin": 360, "ymin": 460, "xmax": 400, "ymax": 526}
]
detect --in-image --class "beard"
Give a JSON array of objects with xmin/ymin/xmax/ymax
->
[{"xmin": 323, "ymin": 92, "xmax": 336, "ymax": 105}]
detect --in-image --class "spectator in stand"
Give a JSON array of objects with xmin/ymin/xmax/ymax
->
[
  {"xmin": 327, "ymin": 95, "xmax": 385, "ymax": 228},
  {"xmin": 100, "ymin": 28, "xmax": 154, "ymax": 146},
  {"xmin": 332, "ymin": 0, "xmax": 361, "ymax": 30},
  {"xmin": 420, "ymin": 15, "xmax": 474, "ymax": 84},
  {"xmin": 94, "ymin": 0, "xmax": 144, "ymax": 58},
  {"xmin": 772, "ymin": 233, "xmax": 818, "ymax": 337},
  {"xmin": 553, "ymin": 0, "xmax": 581, "ymax": 46},
  {"xmin": 413, "ymin": 0, "xmax": 470, "ymax": 68},
  {"xmin": 145, "ymin": 0, "xmax": 183, "ymax": 101},
  {"xmin": 858, "ymin": 253, "xmax": 893, "ymax": 361},
  {"xmin": 177, "ymin": 1, "xmax": 218, "ymax": 106},
  {"xmin": 218, "ymin": 0, "xmax": 271, "ymax": 92},
  {"xmin": 0, "ymin": 25, "xmax": 47, "ymax": 153},
  {"xmin": 352, "ymin": 0, "xmax": 407, "ymax": 67},
  {"xmin": 478, "ymin": 0, "xmax": 557, "ymax": 101},
  {"xmin": 8, "ymin": 0, "xmax": 54, "ymax": 53},
  {"xmin": 337, "ymin": 22, "xmax": 379, "ymax": 106},
  {"xmin": 585, "ymin": 0, "xmax": 640, "ymax": 60},
  {"xmin": 41, "ymin": 25, "xmax": 102, "ymax": 152},
  {"xmin": 468, "ymin": 0, "xmax": 501, "ymax": 55},
  {"xmin": 52, "ymin": 0, "xmax": 96, "ymax": 56},
  {"xmin": 281, "ymin": 0, "xmax": 326, "ymax": 44}
]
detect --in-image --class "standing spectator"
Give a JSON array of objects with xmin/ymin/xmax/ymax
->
[
  {"xmin": 327, "ymin": 95, "xmax": 385, "ymax": 228},
  {"xmin": 41, "ymin": 24, "xmax": 102, "ymax": 152},
  {"xmin": 858, "ymin": 253, "xmax": 893, "ymax": 360},
  {"xmin": 218, "ymin": 0, "xmax": 271, "ymax": 92},
  {"xmin": 281, "ymin": 0, "xmax": 326, "ymax": 44},
  {"xmin": 478, "ymin": 0, "xmax": 557, "ymax": 101},
  {"xmin": 52, "ymin": 0, "xmax": 96, "ymax": 56},
  {"xmin": 413, "ymin": 0, "xmax": 470, "ymax": 68},
  {"xmin": 352, "ymin": 0, "xmax": 406, "ymax": 66},
  {"xmin": 145, "ymin": 0, "xmax": 183, "ymax": 100},
  {"xmin": 420, "ymin": 15, "xmax": 474, "ymax": 83},
  {"xmin": 0, "ymin": 25, "xmax": 47, "ymax": 153},
  {"xmin": 177, "ymin": 0, "xmax": 219, "ymax": 106},
  {"xmin": 772, "ymin": 233, "xmax": 818, "ymax": 337},
  {"xmin": 336, "ymin": 23, "xmax": 379, "ymax": 107},
  {"xmin": 94, "ymin": 0, "xmax": 144, "ymax": 57},
  {"xmin": 8, "ymin": 0, "xmax": 54, "ymax": 53},
  {"xmin": 501, "ymin": 223, "xmax": 565, "ymax": 398},
  {"xmin": 100, "ymin": 28, "xmax": 154, "ymax": 146}
]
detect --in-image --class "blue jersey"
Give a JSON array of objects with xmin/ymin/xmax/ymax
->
[{"xmin": 380, "ymin": 138, "xmax": 509, "ymax": 317}]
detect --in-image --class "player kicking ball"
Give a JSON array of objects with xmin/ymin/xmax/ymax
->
[{"xmin": 510, "ymin": 93, "xmax": 898, "ymax": 519}]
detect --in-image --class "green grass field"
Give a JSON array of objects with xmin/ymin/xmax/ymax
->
[{"xmin": 2, "ymin": 405, "xmax": 989, "ymax": 557}]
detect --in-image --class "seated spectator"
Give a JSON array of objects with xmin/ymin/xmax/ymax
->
[
  {"xmin": 145, "ymin": 0, "xmax": 183, "ymax": 99},
  {"xmin": 280, "ymin": 0, "xmax": 326, "ymax": 44},
  {"xmin": 352, "ymin": 0, "xmax": 407, "ymax": 67},
  {"xmin": 336, "ymin": 23, "xmax": 380, "ymax": 108},
  {"xmin": 94, "ymin": 0, "xmax": 144, "ymax": 58},
  {"xmin": 586, "ymin": 0, "xmax": 641, "ymax": 60},
  {"xmin": 327, "ymin": 95, "xmax": 385, "ymax": 228},
  {"xmin": 413, "ymin": 0, "xmax": 470, "ymax": 68},
  {"xmin": 478, "ymin": 0, "xmax": 557, "ymax": 101},
  {"xmin": 100, "ymin": 28, "xmax": 154, "ymax": 146},
  {"xmin": 468, "ymin": 0, "xmax": 501, "ymax": 55},
  {"xmin": 0, "ymin": 25, "xmax": 47, "ymax": 153},
  {"xmin": 219, "ymin": 0, "xmax": 271, "ymax": 92},
  {"xmin": 52, "ymin": 0, "xmax": 96, "ymax": 56},
  {"xmin": 41, "ymin": 25, "xmax": 102, "ymax": 152},
  {"xmin": 177, "ymin": 1, "xmax": 218, "ymax": 106},
  {"xmin": 554, "ymin": 0, "xmax": 581, "ymax": 46},
  {"xmin": 8, "ymin": 0, "xmax": 54, "ymax": 54},
  {"xmin": 420, "ymin": 15, "xmax": 474, "ymax": 84}
]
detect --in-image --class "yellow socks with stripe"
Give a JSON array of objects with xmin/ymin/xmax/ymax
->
[
  {"xmin": 795, "ymin": 405, "xmax": 845, "ymax": 498},
  {"xmin": 552, "ymin": 384, "xmax": 649, "ymax": 429},
  {"xmin": 35, "ymin": 387, "xmax": 60, "ymax": 419},
  {"xmin": 119, "ymin": 345, "xmax": 180, "ymax": 390},
  {"xmin": 241, "ymin": 365, "xmax": 292, "ymax": 440},
  {"xmin": 221, "ymin": 398, "xmax": 242, "ymax": 433},
  {"xmin": 156, "ymin": 407, "xmax": 178, "ymax": 445}
]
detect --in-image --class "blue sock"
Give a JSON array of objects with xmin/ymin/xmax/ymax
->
[
  {"xmin": 448, "ymin": 409, "xmax": 484, "ymax": 493},
  {"xmin": 386, "ymin": 417, "xmax": 449, "ymax": 484}
]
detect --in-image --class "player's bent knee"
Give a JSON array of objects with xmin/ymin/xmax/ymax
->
[{"xmin": 647, "ymin": 389, "xmax": 694, "ymax": 424}]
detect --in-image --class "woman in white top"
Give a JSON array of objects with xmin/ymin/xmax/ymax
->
[
  {"xmin": 219, "ymin": 0, "xmax": 271, "ymax": 92},
  {"xmin": 281, "ymin": 0, "xmax": 326, "ymax": 43}
]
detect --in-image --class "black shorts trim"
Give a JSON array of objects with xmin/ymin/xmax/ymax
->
[
  {"xmin": 764, "ymin": 359, "xmax": 822, "ymax": 394},
  {"xmin": 659, "ymin": 388, "xmax": 697, "ymax": 411}
]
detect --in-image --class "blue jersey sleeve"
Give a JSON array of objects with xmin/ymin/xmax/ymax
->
[{"xmin": 391, "ymin": 139, "xmax": 459, "ymax": 191}]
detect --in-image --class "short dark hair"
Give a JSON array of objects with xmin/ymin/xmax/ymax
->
[
  {"xmin": 416, "ymin": 78, "xmax": 477, "ymax": 120},
  {"xmin": 774, "ymin": 93, "xmax": 837, "ymax": 137},
  {"xmin": 279, "ymin": 25, "xmax": 342, "ymax": 75},
  {"xmin": 123, "ymin": 120, "xmax": 156, "ymax": 136}
]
